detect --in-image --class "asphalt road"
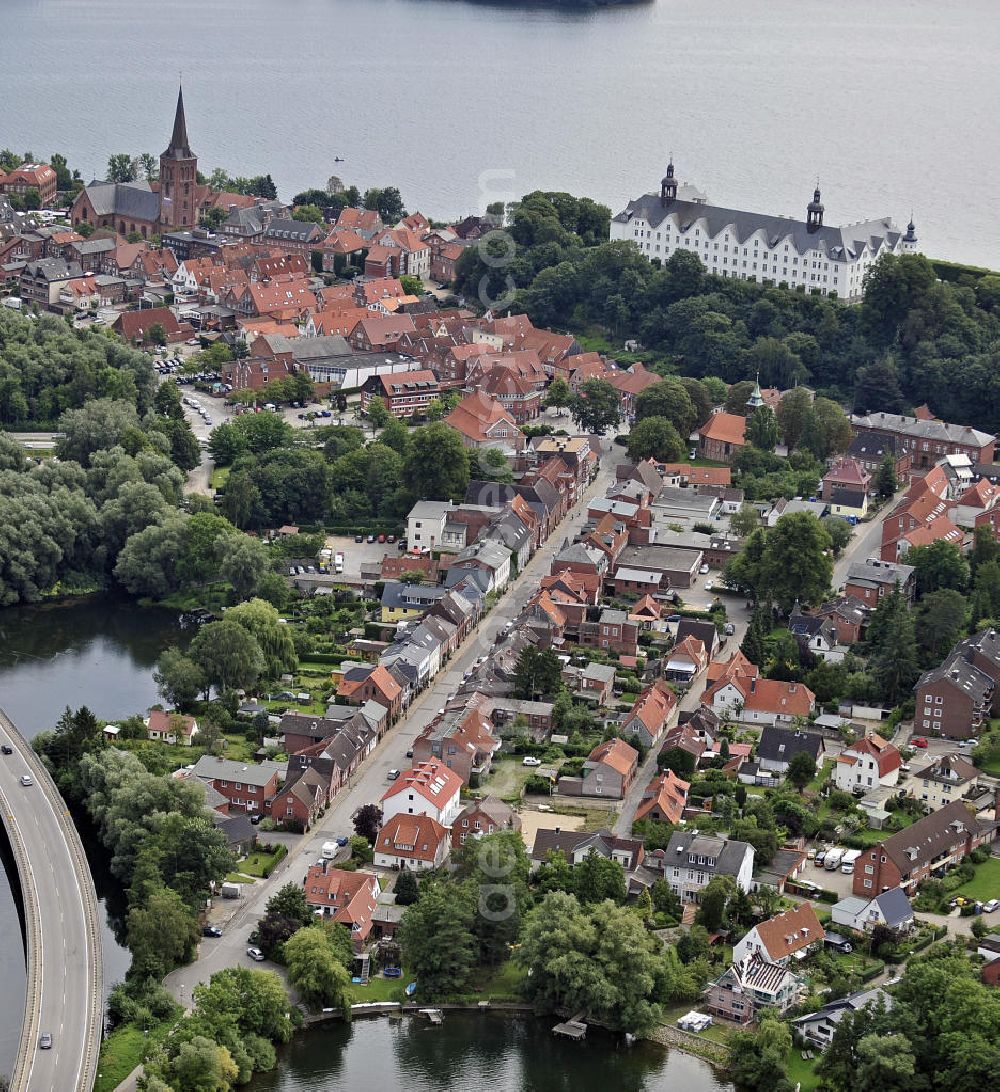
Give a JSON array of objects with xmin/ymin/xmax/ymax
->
[
  {"xmin": 0, "ymin": 711, "xmax": 101, "ymax": 1092},
  {"xmin": 165, "ymin": 436, "xmax": 629, "ymax": 1001}
]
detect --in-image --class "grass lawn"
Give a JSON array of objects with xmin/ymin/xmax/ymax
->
[
  {"xmin": 347, "ymin": 970, "xmax": 407, "ymax": 1004},
  {"xmin": 210, "ymin": 465, "xmax": 230, "ymax": 489},
  {"xmin": 807, "ymin": 760, "xmax": 833, "ymax": 794},
  {"xmin": 955, "ymin": 857, "xmax": 1000, "ymax": 901},
  {"xmin": 238, "ymin": 846, "xmax": 287, "ymax": 878},
  {"xmin": 225, "ymin": 871, "xmax": 257, "ymax": 884},
  {"xmin": 94, "ymin": 1018, "xmax": 178, "ymax": 1092},
  {"xmin": 480, "ymin": 758, "xmax": 537, "ymax": 799},
  {"xmin": 977, "ymin": 755, "xmax": 1000, "ymax": 776},
  {"xmin": 785, "ymin": 1046, "xmax": 821, "ymax": 1091}
]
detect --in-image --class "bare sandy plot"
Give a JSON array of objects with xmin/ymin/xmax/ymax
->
[{"xmin": 518, "ymin": 809, "xmax": 585, "ymax": 849}]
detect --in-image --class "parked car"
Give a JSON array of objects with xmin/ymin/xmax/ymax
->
[
  {"xmin": 378, "ymin": 533, "xmax": 386, "ymax": 543},
  {"xmin": 405, "ymin": 749, "xmax": 413, "ymax": 758},
  {"xmin": 354, "ymin": 533, "xmax": 364, "ymax": 543},
  {"xmin": 387, "ymin": 534, "xmax": 396, "ymax": 543},
  {"xmin": 203, "ymin": 925, "xmax": 223, "ymax": 938},
  {"xmin": 367, "ymin": 533, "xmax": 376, "ymax": 543},
  {"xmin": 699, "ymin": 564, "xmax": 710, "ymax": 575},
  {"xmin": 666, "ymin": 613, "xmax": 681, "ymax": 622},
  {"xmin": 522, "ymin": 756, "xmax": 542, "ymax": 767},
  {"xmin": 814, "ymin": 850, "xmax": 826, "ymax": 866},
  {"xmin": 704, "ymin": 580, "xmax": 714, "ymax": 591},
  {"xmin": 246, "ymin": 946, "xmax": 265, "ymax": 961},
  {"xmin": 911, "ymin": 736, "xmax": 929, "ymax": 748},
  {"xmin": 983, "ymin": 899, "xmax": 1000, "ymax": 913},
  {"xmin": 387, "ymin": 769, "xmax": 401, "ymax": 781},
  {"xmin": 824, "ymin": 933, "xmax": 854, "ymax": 954}
]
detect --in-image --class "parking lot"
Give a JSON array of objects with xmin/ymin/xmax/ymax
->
[{"xmin": 323, "ymin": 534, "xmax": 398, "ymax": 578}]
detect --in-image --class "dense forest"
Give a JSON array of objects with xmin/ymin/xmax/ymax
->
[
  {"xmin": 0, "ymin": 310, "xmax": 235, "ymax": 605},
  {"xmin": 455, "ymin": 192, "xmax": 1000, "ymax": 431}
]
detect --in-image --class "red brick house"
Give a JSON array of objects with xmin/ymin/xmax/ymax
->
[
  {"xmin": 268, "ymin": 766, "xmax": 328, "ymax": 829},
  {"xmin": 360, "ymin": 368, "xmax": 439, "ymax": 418},
  {"xmin": 451, "ymin": 796, "xmax": 520, "ymax": 849},
  {"xmin": 579, "ymin": 608, "xmax": 639, "ymax": 657},
  {"xmin": 0, "ymin": 162, "xmax": 58, "ymax": 205},
  {"xmin": 913, "ymin": 628, "xmax": 1000, "ymax": 740},
  {"xmin": 843, "ymin": 558, "xmax": 916, "ymax": 607},
  {"xmin": 302, "ymin": 863, "xmax": 380, "ymax": 950},
  {"xmin": 698, "ymin": 412, "xmax": 747, "ymax": 463},
  {"xmin": 351, "ymin": 313, "xmax": 417, "ymax": 352},
  {"xmin": 113, "ymin": 306, "xmax": 191, "ymax": 345},
  {"xmin": 337, "ymin": 664, "xmax": 403, "ymax": 723},
  {"xmin": 852, "ymin": 799, "xmax": 996, "ymax": 896},
  {"xmin": 635, "ymin": 769, "xmax": 690, "ymax": 825},
  {"xmin": 815, "ymin": 597, "xmax": 868, "ymax": 645},
  {"xmin": 446, "ymin": 391, "xmax": 525, "ymax": 451},
  {"xmin": 190, "ymin": 755, "xmax": 282, "ymax": 815}
]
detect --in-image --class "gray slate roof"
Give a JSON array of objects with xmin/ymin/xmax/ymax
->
[
  {"xmin": 614, "ymin": 192, "xmax": 902, "ymax": 262},
  {"xmin": 757, "ymin": 726, "xmax": 824, "ymax": 764},
  {"xmin": 665, "ymin": 830, "xmax": 753, "ymax": 878},
  {"xmin": 871, "ymin": 887, "xmax": 914, "ymax": 928},
  {"xmin": 846, "ymin": 558, "xmax": 914, "ymax": 588},
  {"xmin": 83, "ymin": 181, "xmax": 160, "ymax": 221},
  {"xmin": 852, "ymin": 411, "xmax": 995, "ymax": 449}
]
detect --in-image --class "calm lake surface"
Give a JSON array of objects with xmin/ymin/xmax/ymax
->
[
  {"xmin": 3, "ymin": 0, "xmax": 1000, "ymax": 265},
  {"xmin": 248, "ymin": 1011, "xmax": 732, "ymax": 1092},
  {"xmin": 0, "ymin": 596, "xmax": 186, "ymax": 1079}
]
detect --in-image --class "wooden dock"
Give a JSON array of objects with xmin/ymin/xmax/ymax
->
[
  {"xmin": 552, "ymin": 1019, "xmax": 588, "ymax": 1040},
  {"xmin": 418, "ymin": 1008, "xmax": 443, "ymax": 1025}
]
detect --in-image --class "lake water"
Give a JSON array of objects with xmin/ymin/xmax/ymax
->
[
  {"xmin": 248, "ymin": 1011, "xmax": 732, "ymax": 1092},
  {"xmin": 0, "ymin": 596, "xmax": 185, "ymax": 1080},
  {"xmin": 3, "ymin": 0, "xmax": 1000, "ymax": 266}
]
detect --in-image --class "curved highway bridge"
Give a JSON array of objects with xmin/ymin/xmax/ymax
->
[{"xmin": 0, "ymin": 709, "xmax": 102, "ymax": 1091}]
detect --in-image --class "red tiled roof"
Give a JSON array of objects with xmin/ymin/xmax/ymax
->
[
  {"xmin": 635, "ymin": 769, "xmax": 690, "ymax": 824},
  {"xmin": 446, "ymin": 391, "xmax": 520, "ymax": 443},
  {"xmin": 147, "ymin": 709, "xmax": 197, "ymax": 737},
  {"xmin": 380, "ymin": 758, "xmax": 463, "ymax": 808},
  {"xmin": 823, "ymin": 456, "xmax": 871, "ymax": 487},
  {"xmin": 377, "ymin": 813, "xmax": 448, "ymax": 864},
  {"xmin": 588, "ymin": 737, "xmax": 638, "ymax": 778},
  {"xmin": 751, "ymin": 904, "xmax": 825, "ymax": 960},
  {"xmin": 660, "ymin": 464, "xmax": 733, "ymax": 486},
  {"xmin": 699, "ymin": 412, "xmax": 746, "ymax": 446}
]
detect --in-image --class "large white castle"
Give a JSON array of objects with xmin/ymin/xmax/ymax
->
[{"xmin": 610, "ymin": 162, "xmax": 918, "ymax": 302}]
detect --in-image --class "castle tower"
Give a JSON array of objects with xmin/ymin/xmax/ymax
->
[
  {"xmin": 806, "ymin": 185, "xmax": 824, "ymax": 233},
  {"xmin": 902, "ymin": 215, "xmax": 918, "ymax": 254},
  {"xmin": 159, "ymin": 85, "xmax": 198, "ymax": 231},
  {"xmin": 660, "ymin": 159, "xmax": 678, "ymax": 207}
]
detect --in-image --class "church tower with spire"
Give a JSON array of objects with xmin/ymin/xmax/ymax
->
[{"xmin": 159, "ymin": 85, "xmax": 198, "ymax": 231}]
